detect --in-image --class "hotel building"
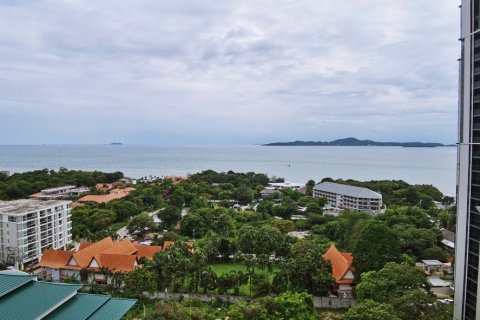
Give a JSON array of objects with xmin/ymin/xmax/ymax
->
[
  {"xmin": 313, "ymin": 182, "xmax": 382, "ymax": 214},
  {"xmin": 0, "ymin": 200, "xmax": 72, "ymax": 267}
]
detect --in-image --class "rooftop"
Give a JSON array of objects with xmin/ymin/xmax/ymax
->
[
  {"xmin": 323, "ymin": 244, "xmax": 355, "ymax": 284},
  {"xmin": 0, "ymin": 274, "xmax": 136, "ymax": 320},
  {"xmin": 422, "ymin": 259, "xmax": 444, "ymax": 266},
  {"xmin": 314, "ymin": 182, "xmax": 382, "ymax": 199},
  {"xmin": 0, "ymin": 199, "xmax": 71, "ymax": 215}
]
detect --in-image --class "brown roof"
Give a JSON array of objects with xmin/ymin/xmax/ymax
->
[
  {"xmin": 134, "ymin": 244, "xmax": 163, "ymax": 260},
  {"xmin": 39, "ymin": 250, "xmax": 73, "ymax": 268},
  {"xmin": 39, "ymin": 237, "xmax": 173, "ymax": 274},
  {"xmin": 72, "ymin": 237, "xmax": 115, "ymax": 267},
  {"xmin": 323, "ymin": 244, "xmax": 354, "ymax": 284},
  {"xmin": 101, "ymin": 239, "xmax": 137, "ymax": 255},
  {"xmin": 78, "ymin": 187, "xmax": 135, "ymax": 204},
  {"xmin": 92, "ymin": 254, "xmax": 137, "ymax": 273},
  {"xmin": 79, "ymin": 242, "xmax": 93, "ymax": 250}
]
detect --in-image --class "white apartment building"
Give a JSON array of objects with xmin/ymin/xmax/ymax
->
[
  {"xmin": 0, "ymin": 200, "xmax": 72, "ymax": 267},
  {"xmin": 29, "ymin": 185, "xmax": 89, "ymax": 200},
  {"xmin": 313, "ymin": 182, "xmax": 382, "ymax": 214}
]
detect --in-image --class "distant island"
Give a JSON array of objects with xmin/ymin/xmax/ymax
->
[
  {"xmin": 263, "ymin": 137, "xmax": 454, "ymax": 148},
  {"xmin": 110, "ymin": 142, "xmax": 123, "ymax": 145}
]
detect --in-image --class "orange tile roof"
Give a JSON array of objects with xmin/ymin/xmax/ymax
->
[
  {"xmin": 323, "ymin": 244, "xmax": 354, "ymax": 284},
  {"xmin": 79, "ymin": 242, "xmax": 93, "ymax": 250},
  {"xmin": 92, "ymin": 254, "xmax": 137, "ymax": 273},
  {"xmin": 39, "ymin": 250, "xmax": 73, "ymax": 268},
  {"xmin": 134, "ymin": 245, "xmax": 163, "ymax": 260},
  {"xmin": 78, "ymin": 188, "xmax": 135, "ymax": 204},
  {"xmin": 163, "ymin": 241, "xmax": 175, "ymax": 250},
  {"xmin": 39, "ymin": 237, "xmax": 179, "ymax": 274},
  {"xmin": 102, "ymin": 239, "xmax": 137, "ymax": 255},
  {"xmin": 73, "ymin": 237, "xmax": 115, "ymax": 267}
]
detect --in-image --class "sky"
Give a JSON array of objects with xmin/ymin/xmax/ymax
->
[{"xmin": 0, "ymin": 0, "xmax": 460, "ymax": 145}]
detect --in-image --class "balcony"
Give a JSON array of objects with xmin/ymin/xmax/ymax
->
[
  {"xmin": 475, "ymin": 39, "xmax": 480, "ymax": 47},
  {"xmin": 474, "ymin": 96, "xmax": 480, "ymax": 103},
  {"xmin": 475, "ymin": 54, "xmax": 480, "ymax": 61}
]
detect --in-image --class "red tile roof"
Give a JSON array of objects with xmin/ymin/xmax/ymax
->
[
  {"xmin": 323, "ymin": 244, "xmax": 354, "ymax": 284},
  {"xmin": 38, "ymin": 250, "xmax": 73, "ymax": 269},
  {"xmin": 40, "ymin": 237, "xmax": 177, "ymax": 274},
  {"xmin": 133, "ymin": 244, "xmax": 163, "ymax": 260},
  {"xmin": 93, "ymin": 254, "xmax": 137, "ymax": 273}
]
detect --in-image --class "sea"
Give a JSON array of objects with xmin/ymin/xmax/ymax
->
[{"xmin": 0, "ymin": 145, "xmax": 457, "ymax": 196}]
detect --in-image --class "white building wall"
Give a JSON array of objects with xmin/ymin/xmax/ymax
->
[{"xmin": 0, "ymin": 200, "xmax": 72, "ymax": 266}]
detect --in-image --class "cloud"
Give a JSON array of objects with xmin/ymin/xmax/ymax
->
[{"xmin": 0, "ymin": 0, "xmax": 459, "ymax": 144}]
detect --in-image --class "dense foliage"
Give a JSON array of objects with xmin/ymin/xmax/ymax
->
[{"xmin": 0, "ymin": 168, "xmax": 123, "ymax": 200}]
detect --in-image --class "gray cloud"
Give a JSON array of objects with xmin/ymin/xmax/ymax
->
[{"xmin": 0, "ymin": 0, "xmax": 459, "ymax": 144}]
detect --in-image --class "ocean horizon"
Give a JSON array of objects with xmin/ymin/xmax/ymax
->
[{"xmin": 0, "ymin": 144, "xmax": 457, "ymax": 196}]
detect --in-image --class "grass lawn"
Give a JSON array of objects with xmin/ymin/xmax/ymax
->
[
  {"xmin": 208, "ymin": 263, "xmax": 280, "ymax": 296},
  {"xmin": 209, "ymin": 263, "xmax": 279, "ymax": 276}
]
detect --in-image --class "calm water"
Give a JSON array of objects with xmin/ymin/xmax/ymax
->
[{"xmin": 0, "ymin": 145, "xmax": 457, "ymax": 195}]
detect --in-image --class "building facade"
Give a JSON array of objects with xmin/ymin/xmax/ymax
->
[
  {"xmin": 0, "ymin": 200, "xmax": 72, "ymax": 267},
  {"xmin": 455, "ymin": 2, "xmax": 480, "ymax": 319},
  {"xmin": 313, "ymin": 182, "xmax": 383, "ymax": 214}
]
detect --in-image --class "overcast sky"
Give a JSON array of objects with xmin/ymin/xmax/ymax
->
[{"xmin": 0, "ymin": 0, "xmax": 459, "ymax": 145}]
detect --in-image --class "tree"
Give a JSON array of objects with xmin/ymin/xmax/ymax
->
[
  {"xmin": 123, "ymin": 267, "xmax": 156, "ymax": 300},
  {"xmin": 353, "ymin": 221, "xmax": 402, "ymax": 276},
  {"xmin": 127, "ymin": 213, "xmax": 154, "ymax": 238},
  {"xmin": 168, "ymin": 193, "xmax": 185, "ymax": 209},
  {"xmin": 235, "ymin": 185, "xmax": 254, "ymax": 205},
  {"xmin": 90, "ymin": 209, "xmax": 117, "ymax": 232},
  {"xmin": 277, "ymin": 240, "xmax": 334, "ymax": 295},
  {"xmin": 341, "ymin": 300, "xmax": 401, "ymax": 320},
  {"xmin": 391, "ymin": 289, "xmax": 452, "ymax": 320},
  {"xmin": 158, "ymin": 205, "xmax": 182, "ymax": 230},
  {"xmin": 355, "ymin": 263, "xmax": 428, "ymax": 303},
  {"xmin": 180, "ymin": 213, "xmax": 206, "ymax": 238},
  {"xmin": 274, "ymin": 292, "xmax": 315, "ymax": 320},
  {"xmin": 272, "ymin": 219, "xmax": 295, "ymax": 234},
  {"xmin": 421, "ymin": 246, "xmax": 449, "ymax": 262},
  {"xmin": 107, "ymin": 200, "xmax": 139, "ymax": 221},
  {"xmin": 228, "ymin": 301, "xmax": 269, "ymax": 320}
]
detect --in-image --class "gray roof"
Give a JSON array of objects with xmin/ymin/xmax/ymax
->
[
  {"xmin": 0, "ymin": 199, "xmax": 71, "ymax": 215},
  {"xmin": 314, "ymin": 182, "xmax": 382, "ymax": 199}
]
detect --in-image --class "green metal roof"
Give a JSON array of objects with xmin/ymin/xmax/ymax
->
[
  {"xmin": 0, "ymin": 281, "xmax": 81, "ymax": 320},
  {"xmin": 44, "ymin": 293, "xmax": 110, "ymax": 320},
  {"xmin": 0, "ymin": 274, "xmax": 36, "ymax": 298},
  {"xmin": 87, "ymin": 298, "xmax": 137, "ymax": 320}
]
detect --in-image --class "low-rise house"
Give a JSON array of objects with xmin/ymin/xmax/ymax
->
[
  {"xmin": 30, "ymin": 186, "xmax": 89, "ymax": 200},
  {"xmin": 420, "ymin": 259, "xmax": 451, "ymax": 275},
  {"xmin": 323, "ymin": 244, "xmax": 355, "ymax": 298},
  {"xmin": 313, "ymin": 182, "xmax": 383, "ymax": 214},
  {"xmin": 38, "ymin": 236, "xmax": 162, "ymax": 284},
  {"xmin": 267, "ymin": 182, "xmax": 305, "ymax": 190},
  {"xmin": 78, "ymin": 187, "xmax": 136, "ymax": 204},
  {"xmin": 0, "ymin": 273, "xmax": 136, "ymax": 320},
  {"xmin": 260, "ymin": 189, "xmax": 281, "ymax": 199}
]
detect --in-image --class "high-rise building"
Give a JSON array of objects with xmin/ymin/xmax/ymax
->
[
  {"xmin": 0, "ymin": 200, "xmax": 72, "ymax": 268},
  {"xmin": 456, "ymin": 1, "xmax": 480, "ymax": 319}
]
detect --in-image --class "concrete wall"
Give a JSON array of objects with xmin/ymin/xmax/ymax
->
[{"xmin": 145, "ymin": 292, "xmax": 356, "ymax": 309}]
